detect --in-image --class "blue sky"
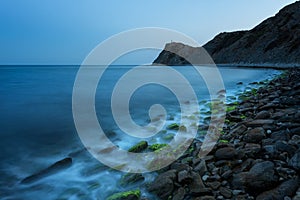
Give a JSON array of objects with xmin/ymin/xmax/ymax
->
[{"xmin": 0, "ymin": 0, "xmax": 296, "ymax": 65}]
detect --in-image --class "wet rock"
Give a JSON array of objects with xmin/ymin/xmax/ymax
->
[
  {"xmin": 231, "ymin": 161, "xmax": 278, "ymax": 193},
  {"xmin": 231, "ymin": 172, "xmax": 248, "ymax": 190},
  {"xmin": 259, "ymin": 103, "xmax": 278, "ymax": 110},
  {"xmin": 290, "ymin": 127, "xmax": 300, "ymax": 136},
  {"xmin": 245, "ymin": 120, "xmax": 274, "ymax": 127},
  {"xmin": 171, "ymin": 163, "xmax": 191, "ymax": 172},
  {"xmin": 178, "ymin": 170, "xmax": 192, "ymax": 183},
  {"xmin": 194, "ymin": 159, "xmax": 207, "ymax": 176},
  {"xmin": 189, "ymin": 171, "xmax": 209, "ymax": 194},
  {"xmin": 232, "ymin": 189, "xmax": 243, "ymax": 196},
  {"xmin": 219, "ymin": 187, "xmax": 232, "ymax": 198},
  {"xmin": 275, "ymin": 141, "xmax": 297, "ymax": 156},
  {"xmin": 233, "ymin": 158, "xmax": 254, "ymax": 173},
  {"xmin": 256, "ymin": 178, "xmax": 299, "ymax": 200},
  {"xmin": 221, "ymin": 170, "xmax": 233, "ymax": 179},
  {"xmin": 243, "ymin": 127, "xmax": 266, "ymax": 143},
  {"xmin": 230, "ymin": 125, "xmax": 248, "ymax": 136},
  {"xmin": 289, "ymin": 150, "xmax": 300, "ymax": 171},
  {"xmin": 244, "ymin": 143, "xmax": 261, "ymax": 156},
  {"xmin": 246, "ymin": 161, "xmax": 278, "ymax": 193},
  {"xmin": 263, "ymin": 145, "xmax": 277, "ymax": 155},
  {"xmin": 172, "ymin": 187, "xmax": 185, "ymax": 200},
  {"xmin": 196, "ymin": 196, "xmax": 215, "ymax": 200},
  {"xmin": 215, "ymin": 147, "xmax": 237, "ymax": 160},
  {"xmin": 255, "ymin": 111, "xmax": 271, "ymax": 119},
  {"xmin": 206, "ymin": 181, "xmax": 221, "ymax": 190},
  {"xmin": 271, "ymin": 130, "xmax": 290, "ymax": 141},
  {"xmin": 21, "ymin": 157, "xmax": 72, "ymax": 184},
  {"xmin": 106, "ymin": 190, "xmax": 141, "ymax": 200},
  {"xmin": 128, "ymin": 141, "xmax": 148, "ymax": 153},
  {"xmin": 262, "ymin": 138, "xmax": 275, "ymax": 146},
  {"xmin": 272, "ymin": 111, "xmax": 287, "ymax": 119},
  {"xmin": 290, "ymin": 135, "xmax": 300, "ymax": 146},
  {"xmin": 148, "ymin": 170, "xmax": 176, "ymax": 199},
  {"xmin": 119, "ymin": 173, "xmax": 144, "ymax": 186}
]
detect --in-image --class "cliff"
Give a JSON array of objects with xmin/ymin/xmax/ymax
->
[{"xmin": 153, "ymin": 1, "xmax": 300, "ymax": 65}]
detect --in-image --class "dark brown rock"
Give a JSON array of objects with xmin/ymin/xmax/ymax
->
[
  {"xmin": 148, "ymin": 170, "xmax": 176, "ymax": 199},
  {"xmin": 230, "ymin": 125, "xmax": 248, "ymax": 136},
  {"xmin": 215, "ymin": 147, "xmax": 237, "ymax": 160},
  {"xmin": 178, "ymin": 170, "xmax": 192, "ymax": 183},
  {"xmin": 243, "ymin": 127, "xmax": 266, "ymax": 143},
  {"xmin": 255, "ymin": 111, "xmax": 271, "ymax": 119},
  {"xmin": 246, "ymin": 161, "xmax": 278, "ymax": 193},
  {"xmin": 205, "ymin": 181, "xmax": 221, "ymax": 190},
  {"xmin": 231, "ymin": 161, "xmax": 278, "ymax": 194},
  {"xmin": 219, "ymin": 187, "xmax": 232, "ymax": 198},
  {"xmin": 172, "ymin": 187, "xmax": 185, "ymax": 200},
  {"xmin": 189, "ymin": 171, "xmax": 209, "ymax": 194},
  {"xmin": 244, "ymin": 143, "xmax": 261, "ymax": 155},
  {"xmin": 256, "ymin": 178, "xmax": 299, "ymax": 200},
  {"xmin": 194, "ymin": 159, "xmax": 207, "ymax": 176}
]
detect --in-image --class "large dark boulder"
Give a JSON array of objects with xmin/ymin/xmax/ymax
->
[
  {"xmin": 231, "ymin": 161, "xmax": 278, "ymax": 194},
  {"xmin": 289, "ymin": 150, "xmax": 300, "ymax": 171},
  {"xmin": 256, "ymin": 178, "xmax": 299, "ymax": 200},
  {"xmin": 148, "ymin": 170, "xmax": 176, "ymax": 199}
]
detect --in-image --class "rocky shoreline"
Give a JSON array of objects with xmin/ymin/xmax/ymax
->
[
  {"xmin": 20, "ymin": 69, "xmax": 300, "ymax": 200},
  {"xmin": 142, "ymin": 69, "xmax": 300, "ymax": 200}
]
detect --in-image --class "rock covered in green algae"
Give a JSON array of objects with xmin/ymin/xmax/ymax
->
[
  {"xmin": 119, "ymin": 173, "xmax": 144, "ymax": 187},
  {"xmin": 128, "ymin": 141, "xmax": 148, "ymax": 153},
  {"xmin": 106, "ymin": 190, "xmax": 141, "ymax": 200}
]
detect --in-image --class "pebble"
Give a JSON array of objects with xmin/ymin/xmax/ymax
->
[{"xmin": 202, "ymin": 175, "xmax": 209, "ymax": 181}]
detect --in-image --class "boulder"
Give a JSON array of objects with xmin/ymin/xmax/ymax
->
[
  {"xmin": 231, "ymin": 161, "xmax": 278, "ymax": 194},
  {"xmin": 255, "ymin": 111, "xmax": 271, "ymax": 119},
  {"xmin": 243, "ymin": 127, "xmax": 266, "ymax": 143},
  {"xmin": 106, "ymin": 190, "xmax": 141, "ymax": 200},
  {"xmin": 148, "ymin": 170, "xmax": 176, "ymax": 199},
  {"xmin": 119, "ymin": 173, "xmax": 144, "ymax": 186},
  {"xmin": 256, "ymin": 178, "xmax": 299, "ymax": 200},
  {"xmin": 215, "ymin": 147, "xmax": 237, "ymax": 160},
  {"xmin": 128, "ymin": 141, "xmax": 148, "ymax": 153},
  {"xmin": 289, "ymin": 150, "xmax": 300, "ymax": 171}
]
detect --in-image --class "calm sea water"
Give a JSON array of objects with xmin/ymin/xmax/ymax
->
[{"xmin": 0, "ymin": 65, "xmax": 280, "ymax": 199}]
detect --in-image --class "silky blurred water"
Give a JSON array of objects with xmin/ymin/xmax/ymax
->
[{"xmin": 0, "ymin": 65, "xmax": 280, "ymax": 200}]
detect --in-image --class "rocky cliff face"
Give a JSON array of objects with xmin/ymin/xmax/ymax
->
[{"xmin": 153, "ymin": 1, "xmax": 300, "ymax": 65}]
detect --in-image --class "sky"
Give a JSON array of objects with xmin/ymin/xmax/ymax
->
[{"xmin": 0, "ymin": 0, "xmax": 297, "ymax": 65}]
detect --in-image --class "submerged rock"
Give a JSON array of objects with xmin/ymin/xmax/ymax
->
[
  {"xmin": 119, "ymin": 173, "xmax": 144, "ymax": 187},
  {"xmin": 21, "ymin": 157, "xmax": 72, "ymax": 184}
]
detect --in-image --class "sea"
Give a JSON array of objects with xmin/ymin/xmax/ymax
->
[{"xmin": 0, "ymin": 65, "xmax": 280, "ymax": 200}]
